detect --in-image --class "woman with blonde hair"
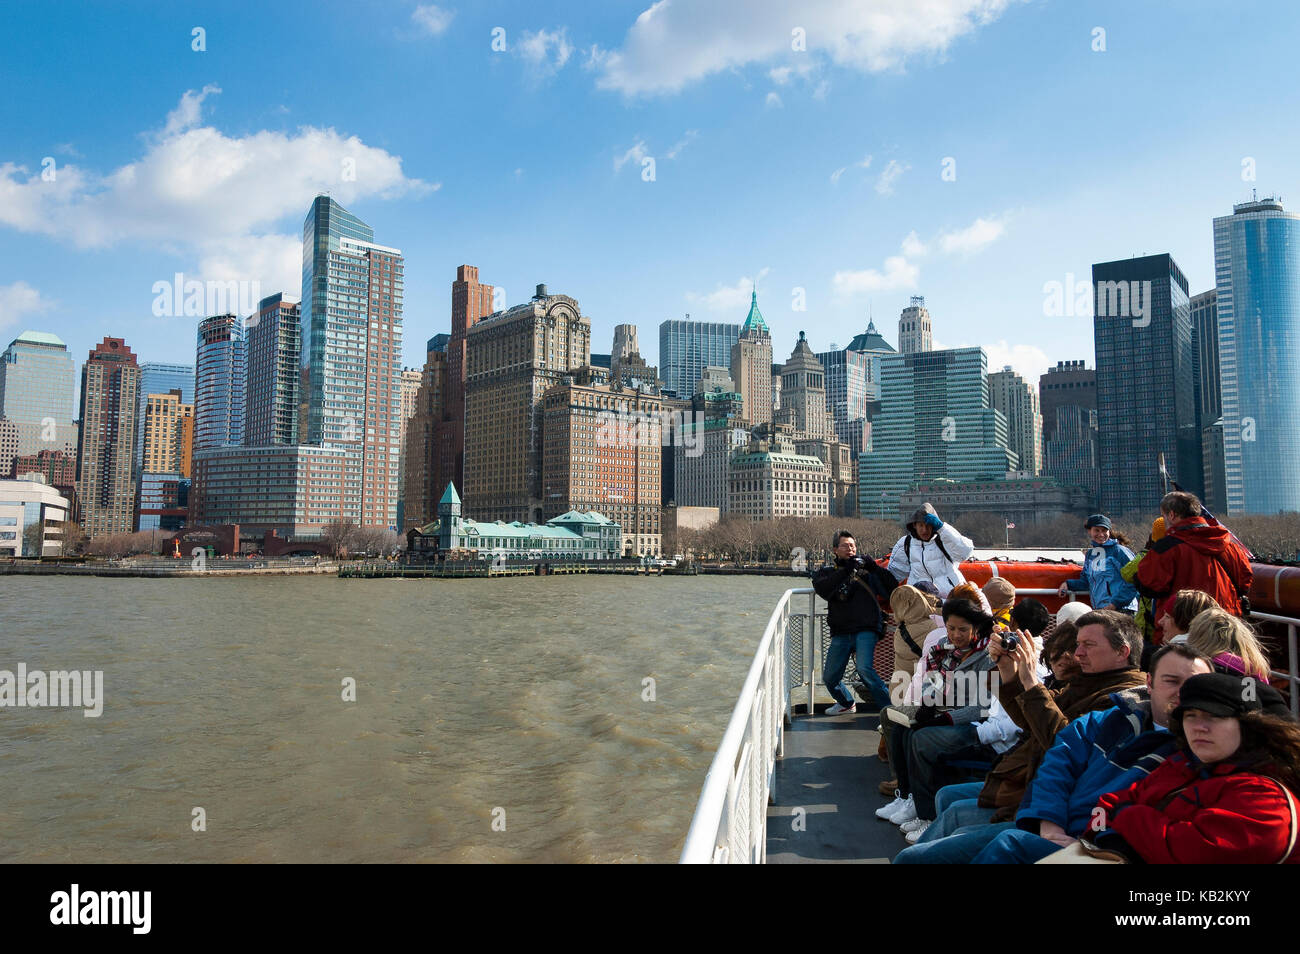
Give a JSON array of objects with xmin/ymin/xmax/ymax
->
[{"xmin": 1184, "ymin": 608, "xmax": 1271, "ymax": 682}]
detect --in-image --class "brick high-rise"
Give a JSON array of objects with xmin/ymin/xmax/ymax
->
[
  {"xmin": 435, "ymin": 265, "xmax": 495, "ymax": 498},
  {"xmin": 76, "ymin": 337, "xmax": 140, "ymax": 537}
]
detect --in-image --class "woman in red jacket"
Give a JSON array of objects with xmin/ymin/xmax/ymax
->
[{"xmin": 1083, "ymin": 672, "xmax": 1300, "ymax": 864}]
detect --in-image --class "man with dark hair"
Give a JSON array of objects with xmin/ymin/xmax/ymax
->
[
  {"xmin": 976, "ymin": 609, "xmax": 1146, "ymax": 822},
  {"xmin": 1137, "ymin": 491, "xmax": 1253, "ymax": 625},
  {"xmin": 812, "ymin": 529, "xmax": 898, "ymax": 715}
]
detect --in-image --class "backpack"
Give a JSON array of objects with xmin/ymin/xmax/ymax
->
[{"xmin": 905, "ymin": 532, "xmax": 953, "ymax": 566}]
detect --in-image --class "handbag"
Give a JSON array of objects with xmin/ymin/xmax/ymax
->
[{"xmin": 1035, "ymin": 839, "xmax": 1130, "ymax": 864}]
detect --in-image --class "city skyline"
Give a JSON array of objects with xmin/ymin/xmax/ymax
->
[{"xmin": 5, "ymin": 1, "xmax": 1297, "ymax": 389}]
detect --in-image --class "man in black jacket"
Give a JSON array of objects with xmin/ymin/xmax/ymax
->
[{"xmin": 812, "ymin": 529, "xmax": 899, "ymax": 714}]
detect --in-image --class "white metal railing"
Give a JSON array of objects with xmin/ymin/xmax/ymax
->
[{"xmin": 679, "ymin": 587, "xmax": 815, "ymax": 863}]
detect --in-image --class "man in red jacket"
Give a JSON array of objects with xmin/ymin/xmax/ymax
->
[{"xmin": 1136, "ymin": 491, "xmax": 1253, "ymax": 631}]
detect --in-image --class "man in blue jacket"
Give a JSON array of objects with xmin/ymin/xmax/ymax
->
[
  {"xmin": 969, "ymin": 643, "xmax": 1212, "ymax": 863},
  {"xmin": 1057, "ymin": 514, "xmax": 1138, "ymax": 613}
]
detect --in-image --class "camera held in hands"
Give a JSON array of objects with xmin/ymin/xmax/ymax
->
[{"xmin": 995, "ymin": 625, "xmax": 1018, "ymax": 653}]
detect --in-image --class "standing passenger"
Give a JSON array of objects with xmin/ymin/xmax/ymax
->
[{"xmin": 888, "ymin": 503, "xmax": 975, "ymax": 598}]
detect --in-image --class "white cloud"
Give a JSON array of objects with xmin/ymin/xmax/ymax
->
[
  {"xmin": 614, "ymin": 139, "xmax": 648, "ymax": 172},
  {"xmin": 595, "ymin": 0, "xmax": 1020, "ymax": 96},
  {"xmin": 686, "ymin": 268, "xmax": 771, "ymax": 313},
  {"xmin": 0, "ymin": 281, "xmax": 52, "ymax": 331},
  {"xmin": 971, "ymin": 340, "xmax": 1052, "ymax": 386},
  {"xmin": 875, "ymin": 158, "xmax": 909, "ymax": 195},
  {"xmin": 0, "ymin": 88, "xmax": 434, "ymax": 298},
  {"xmin": 829, "ymin": 166, "xmax": 847, "ymax": 186},
  {"xmin": 937, "ymin": 215, "xmax": 1006, "ymax": 255},
  {"xmin": 765, "ymin": 91, "xmax": 783, "ymax": 108},
  {"xmin": 411, "ymin": 4, "xmax": 454, "ymax": 36},
  {"xmin": 857, "ymin": 153, "xmax": 873, "ymax": 170},
  {"xmin": 832, "ymin": 255, "xmax": 919, "ymax": 298},
  {"xmin": 769, "ymin": 66, "xmax": 794, "ymax": 85},
  {"xmin": 163, "ymin": 84, "xmax": 221, "ymax": 138},
  {"xmin": 901, "ymin": 230, "xmax": 928, "ymax": 257},
  {"xmin": 665, "ymin": 129, "xmax": 698, "ymax": 159},
  {"xmin": 518, "ymin": 27, "xmax": 573, "ymax": 75}
]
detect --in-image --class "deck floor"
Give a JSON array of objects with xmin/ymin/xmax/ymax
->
[{"xmin": 765, "ymin": 709, "xmax": 911, "ymax": 863}]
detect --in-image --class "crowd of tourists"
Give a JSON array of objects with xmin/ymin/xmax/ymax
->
[{"xmin": 811, "ymin": 491, "xmax": 1300, "ymax": 864}]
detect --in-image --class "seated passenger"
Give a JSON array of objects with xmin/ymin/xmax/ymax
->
[
  {"xmin": 1067, "ymin": 672, "xmax": 1300, "ymax": 864},
  {"xmin": 970, "ymin": 644, "xmax": 1213, "ymax": 863},
  {"xmin": 876, "ymin": 598, "xmax": 998, "ymax": 842},
  {"xmin": 983, "ymin": 577, "xmax": 1016, "ymax": 627},
  {"xmin": 1182, "ymin": 608, "xmax": 1271, "ymax": 682},
  {"xmin": 1159, "ymin": 588, "xmax": 1220, "ymax": 644},
  {"xmin": 1040, "ymin": 621, "xmax": 1080, "ymax": 691}
]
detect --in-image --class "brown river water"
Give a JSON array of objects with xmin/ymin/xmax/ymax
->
[{"xmin": 0, "ymin": 574, "xmax": 799, "ymax": 863}]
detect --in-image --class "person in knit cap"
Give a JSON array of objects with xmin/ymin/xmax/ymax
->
[
  {"xmin": 983, "ymin": 577, "xmax": 1016, "ymax": 626},
  {"xmin": 1057, "ymin": 514, "xmax": 1138, "ymax": 613}
]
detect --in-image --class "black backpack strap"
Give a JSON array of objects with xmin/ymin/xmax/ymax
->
[{"xmin": 897, "ymin": 620, "xmax": 924, "ymax": 656}]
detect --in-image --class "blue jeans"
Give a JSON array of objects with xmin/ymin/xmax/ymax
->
[
  {"xmin": 914, "ymin": 783, "xmax": 990, "ymax": 843},
  {"xmin": 893, "ymin": 821, "xmax": 1015, "ymax": 864},
  {"xmin": 824, "ymin": 630, "xmax": 890, "ymax": 708},
  {"xmin": 971, "ymin": 827, "xmax": 1065, "ymax": 864}
]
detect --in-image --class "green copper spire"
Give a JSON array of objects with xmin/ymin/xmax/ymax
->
[
  {"xmin": 439, "ymin": 482, "xmax": 461, "ymax": 506},
  {"xmin": 741, "ymin": 287, "xmax": 769, "ymax": 336}
]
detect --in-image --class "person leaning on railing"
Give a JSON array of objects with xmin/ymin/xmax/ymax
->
[{"xmin": 812, "ymin": 529, "xmax": 899, "ymax": 715}]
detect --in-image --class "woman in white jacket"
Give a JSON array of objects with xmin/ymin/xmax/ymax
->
[{"xmin": 888, "ymin": 503, "xmax": 975, "ymax": 598}]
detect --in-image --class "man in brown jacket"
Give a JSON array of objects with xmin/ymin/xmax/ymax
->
[{"xmin": 978, "ymin": 610, "xmax": 1147, "ymax": 822}]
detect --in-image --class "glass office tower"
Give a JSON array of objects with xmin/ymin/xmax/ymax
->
[
  {"xmin": 194, "ymin": 314, "xmax": 247, "ymax": 450},
  {"xmin": 1213, "ymin": 197, "xmax": 1300, "ymax": 513},
  {"xmin": 658, "ymin": 318, "xmax": 740, "ymax": 398},
  {"xmin": 1093, "ymin": 253, "xmax": 1198, "ymax": 515},
  {"xmin": 136, "ymin": 362, "xmax": 194, "ymax": 468}
]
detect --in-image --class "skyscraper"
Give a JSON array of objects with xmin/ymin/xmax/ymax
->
[
  {"xmin": 1213, "ymin": 197, "xmax": 1300, "ymax": 513},
  {"xmin": 76, "ymin": 337, "xmax": 140, "ymax": 536},
  {"xmin": 301, "ymin": 195, "xmax": 404, "ymax": 527},
  {"xmin": 730, "ymin": 290, "xmax": 772, "ymax": 426},
  {"xmin": 1190, "ymin": 289, "xmax": 1225, "ymax": 510},
  {"xmin": 395, "ymin": 367, "xmax": 422, "ymax": 528},
  {"xmin": 1039, "ymin": 360, "xmax": 1096, "ymax": 446},
  {"xmin": 244, "ymin": 293, "xmax": 301, "ymax": 447},
  {"xmin": 135, "ymin": 362, "xmax": 193, "ymax": 469},
  {"xmin": 898, "ymin": 296, "xmax": 933, "ymax": 354},
  {"xmin": 858, "ymin": 347, "xmax": 1016, "ymax": 515},
  {"xmin": 141, "ymin": 390, "xmax": 193, "ymax": 476},
  {"xmin": 194, "ymin": 314, "xmax": 246, "ymax": 451},
  {"xmin": 988, "ymin": 366, "xmax": 1042, "ymax": 476},
  {"xmin": 463, "ymin": 284, "xmax": 591, "ymax": 523},
  {"xmin": 1041, "ymin": 361, "xmax": 1099, "ymax": 504},
  {"xmin": 658, "ymin": 317, "xmax": 740, "ymax": 398},
  {"xmin": 1093, "ymin": 253, "xmax": 1197, "ymax": 514},
  {"xmin": 0, "ymin": 330, "xmax": 77, "ymax": 478},
  {"xmin": 434, "ymin": 265, "xmax": 495, "ymax": 498},
  {"xmin": 402, "ymin": 335, "xmax": 448, "ymax": 529}
]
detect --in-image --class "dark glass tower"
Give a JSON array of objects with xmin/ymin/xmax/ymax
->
[{"xmin": 1093, "ymin": 253, "xmax": 1198, "ymax": 515}]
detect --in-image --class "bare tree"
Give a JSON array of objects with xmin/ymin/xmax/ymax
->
[{"xmin": 321, "ymin": 519, "xmax": 358, "ymax": 559}]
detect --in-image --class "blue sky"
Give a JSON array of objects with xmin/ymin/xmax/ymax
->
[{"xmin": 2, "ymin": 0, "xmax": 1297, "ymax": 387}]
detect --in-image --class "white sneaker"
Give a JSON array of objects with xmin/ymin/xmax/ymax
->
[
  {"xmin": 900, "ymin": 815, "xmax": 930, "ymax": 834},
  {"xmin": 826, "ymin": 701, "xmax": 855, "ymax": 715},
  {"xmin": 875, "ymin": 793, "xmax": 908, "ymax": 821},
  {"xmin": 905, "ymin": 820, "xmax": 933, "ymax": 844},
  {"xmin": 891, "ymin": 795, "xmax": 917, "ymax": 826}
]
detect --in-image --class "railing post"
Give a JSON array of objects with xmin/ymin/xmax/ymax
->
[
  {"xmin": 1290, "ymin": 624, "xmax": 1299, "ymax": 719},
  {"xmin": 807, "ymin": 590, "xmax": 816, "ymax": 715}
]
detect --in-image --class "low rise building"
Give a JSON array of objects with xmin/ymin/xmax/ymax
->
[
  {"xmin": 0, "ymin": 473, "xmax": 70, "ymax": 557},
  {"xmin": 898, "ymin": 474, "xmax": 1093, "ymax": 526}
]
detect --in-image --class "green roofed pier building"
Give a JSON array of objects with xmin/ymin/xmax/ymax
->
[{"xmin": 410, "ymin": 482, "xmax": 622, "ymax": 561}]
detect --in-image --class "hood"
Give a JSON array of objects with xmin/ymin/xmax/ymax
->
[
  {"xmin": 1169, "ymin": 518, "xmax": 1232, "ymax": 557},
  {"xmin": 906, "ymin": 502, "xmax": 938, "ymax": 539},
  {"xmin": 891, "ymin": 584, "xmax": 939, "ymax": 624}
]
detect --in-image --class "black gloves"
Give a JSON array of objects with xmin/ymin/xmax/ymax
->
[{"xmin": 914, "ymin": 706, "xmax": 954, "ymax": 728}]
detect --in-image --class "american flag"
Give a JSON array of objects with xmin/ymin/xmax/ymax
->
[{"xmin": 1006, "ymin": 522, "xmax": 1016, "ymax": 529}]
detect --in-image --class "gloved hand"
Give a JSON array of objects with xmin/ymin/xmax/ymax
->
[
  {"xmin": 914, "ymin": 706, "xmax": 953, "ymax": 728},
  {"xmin": 853, "ymin": 554, "xmax": 877, "ymax": 571},
  {"xmin": 923, "ymin": 513, "xmax": 944, "ymax": 532}
]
